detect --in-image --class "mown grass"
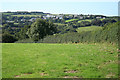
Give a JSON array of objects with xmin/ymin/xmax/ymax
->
[
  {"xmin": 12, "ymin": 15, "xmax": 41, "ymax": 17},
  {"xmin": 2, "ymin": 43, "xmax": 118, "ymax": 78},
  {"xmin": 65, "ymin": 19, "xmax": 79, "ymax": 22},
  {"xmin": 76, "ymin": 26, "xmax": 103, "ymax": 33}
]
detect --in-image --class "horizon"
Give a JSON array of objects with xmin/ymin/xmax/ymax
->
[
  {"xmin": 2, "ymin": 11, "xmax": 118, "ymax": 17},
  {"xmin": 1, "ymin": 1, "xmax": 118, "ymax": 16},
  {"xmin": 2, "ymin": 10, "xmax": 118, "ymax": 17}
]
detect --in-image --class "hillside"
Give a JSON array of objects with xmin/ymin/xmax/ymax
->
[
  {"xmin": 76, "ymin": 26, "xmax": 102, "ymax": 33},
  {"xmin": 1, "ymin": 11, "xmax": 119, "ymax": 78},
  {"xmin": 2, "ymin": 11, "xmax": 117, "ymax": 43}
]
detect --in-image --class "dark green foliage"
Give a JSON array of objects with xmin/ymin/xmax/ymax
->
[
  {"xmin": 16, "ymin": 25, "xmax": 30, "ymax": 40},
  {"xmin": 91, "ymin": 19, "xmax": 102, "ymax": 26},
  {"xmin": 2, "ymin": 12, "xmax": 118, "ymax": 43},
  {"xmin": 27, "ymin": 19, "xmax": 57, "ymax": 41},
  {"xmin": 80, "ymin": 21, "xmax": 91, "ymax": 27},
  {"xmin": 91, "ymin": 19, "xmax": 117, "ymax": 26},
  {"xmin": 2, "ymin": 33, "xmax": 17, "ymax": 43},
  {"xmin": 39, "ymin": 22, "xmax": 118, "ymax": 43},
  {"xmin": 15, "ymin": 39, "xmax": 34, "ymax": 43}
]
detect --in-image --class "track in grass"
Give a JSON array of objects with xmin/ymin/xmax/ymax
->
[{"xmin": 2, "ymin": 43, "xmax": 118, "ymax": 78}]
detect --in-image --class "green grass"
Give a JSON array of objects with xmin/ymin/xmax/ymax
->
[
  {"xmin": 78, "ymin": 19, "xmax": 92, "ymax": 23},
  {"xmin": 54, "ymin": 23, "xmax": 67, "ymax": 26},
  {"xmin": 100, "ymin": 19, "xmax": 105, "ymax": 21},
  {"xmin": 0, "ymin": 25, "xmax": 2, "ymax": 27},
  {"xmin": 77, "ymin": 26, "xmax": 103, "ymax": 33},
  {"xmin": 12, "ymin": 15, "xmax": 41, "ymax": 17},
  {"xmin": 2, "ymin": 43, "xmax": 118, "ymax": 78},
  {"xmin": 14, "ymin": 23, "xmax": 19, "ymax": 25},
  {"xmin": 65, "ymin": 19, "xmax": 79, "ymax": 22},
  {"xmin": 3, "ymin": 13, "xmax": 13, "ymax": 15}
]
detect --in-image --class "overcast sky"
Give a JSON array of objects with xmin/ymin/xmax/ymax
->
[{"xmin": 0, "ymin": 0, "xmax": 119, "ymax": 16}]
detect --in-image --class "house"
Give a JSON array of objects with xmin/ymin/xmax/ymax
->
[
  {"xmin": 59, "ymin": 17, "xmax": 63, "ymax": 19},
  {"xmin": 103, "ymin": 17, "xmax": 106, "ymax": 19},
  {"xmin": 6, "ymin": 20, "xmax": 13, "ymax": 22},
  {"xmin": 80, "ymin": 16, "xmax": 83, "ymax": 19},
  {"xmin": 29, "ymin": 18, "xmax": 36, "ymax": 22},
  {"xmin": 21, "ymin": 19, "xmax": 26, "ymax": 21}
]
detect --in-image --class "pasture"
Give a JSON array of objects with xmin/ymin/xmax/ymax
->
[
  {"xmin": 54, "ymin": 23, "xmax": 67, "ymax": 26},
  {"xmin": 78, "ymin": 19, "xmax": 92, "ymax": 23},
  {"xmin": 65, "ymin": 19, "xmax": 79, "ymax": 22},
  {"xmin": 0, "ymin": 25, "xmax": 2, "ymax": 27},
  {"xmin": 2, "ymin": 43, "xmax": 118, "ymax": 78},
  {"xmin": 12, "ymin": 15, "xmax": 41, "ymax": 17},
  {"xmin": 76, "ymin": 26, "xmax": 103, "ymax": 33}
]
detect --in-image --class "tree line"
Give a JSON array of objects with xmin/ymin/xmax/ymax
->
[{"xmin": 2, "ymin": 18, "xmax": 119, "ymax": 44}]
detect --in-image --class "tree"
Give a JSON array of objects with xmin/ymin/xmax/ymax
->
[
  {"xmin": 16, "ymin": 25, "xmax": 30, "ymax": 40},
  {"xmin": 27, "ymin": 19, "xmax": 57, "ymax": 41},
  {"xmin": 91, "ymin": 19, "xmax": 102, "ymax": 26}
]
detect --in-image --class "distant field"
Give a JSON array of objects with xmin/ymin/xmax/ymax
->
[
  {"xmin": 54, "ymin": 23, "xmax": 67, "ymax": 26},
  {"xmin": 2, "ymin": 43, "xmax": 118, "ymax": 78},
  {"xmin": 77, "ymin": 26, "xmax": 103, "ymax": 33},
  {"xmin": 65, "ymin": 19, "xmax": 79, "ymax": 22},
  {"xmin": 3, "ymin": 13, "xmax": 13, "ymax": 15},
  {"xmin": 0, "ymin": 25, "xmax": 2, "ymax": 27},
  {"xmin": 12, "ymin": 15, "xmax": 41, "ymax": 17},
  {"xmin": 78, "ymin": 19, "xmax": 92, "ymax": 23},
  {"xmin": 14, "ymin": 23, "xmax": 19, "ymax": 25},
  {"xmin": 100, "ymin": 19, "xmax": 105, "ymax": 21}
]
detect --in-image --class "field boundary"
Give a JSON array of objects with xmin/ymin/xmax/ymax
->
[{"xmin": 1, "ymin": 78, "xmax": 119, "ymax": 80}]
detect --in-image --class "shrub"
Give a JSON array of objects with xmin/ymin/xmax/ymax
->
[
  {"xmin": 39, "ymin": 22, "xmax": 118, "ymax": 44},
  {"xmin": 2, "ymin": 33, "xmax": 17, "ymax": 43},
  {"xmin": 15, "ymin": 39, "xmax": 34, "ymax": 43}
]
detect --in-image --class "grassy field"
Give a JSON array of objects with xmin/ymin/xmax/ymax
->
[
  {"xmin": 0, "ymin": 25, "xmax": 2, "ymax": 27},
  {"xmin": 2, "ymin": 43, "xmax": 118, "ymax": 78},
  {"xmin": 54, "ymin": 23, "xmax": 67, "ymax": 26},
  {"xmin": 76, "ymin": 26, "xmax": 103, "ymax": 33},
  {"xmin": 65, "ymin": 19, "xmax": 79, "ymax": 22},
  {"xmin": 14, "ymin": 23, "xmax": 19, "ymax": 25},
  {"xmin": 78, "ymin": 19, "xmax": 92, "ymax": 23},
  {"xmin": 12, "ymin": 15, "xmax": 41, "ymax": 17},
  {"xmin": 3, "ymin": 13, "xmax": 13, "ymax": 15},
  {"xmin": 100, "ymin": 19, "xmax": 105, "ymax": 21}
]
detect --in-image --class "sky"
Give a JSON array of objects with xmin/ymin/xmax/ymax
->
[{"xmin": 0, "ymin": 0, "xmax": 119, "ymax": 16}]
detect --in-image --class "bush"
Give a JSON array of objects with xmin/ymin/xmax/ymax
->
[
  {"xmin": 27, "ymin": 19, "xmax": 57, "ymax": 41},
  {"xmin": 2, "ymin": 33, "xmax": 17, "ymax": 43},
  {"xmin": 15, "ymin": 39, "xmax": 35, "ymax": 43},
  {"xmin": 39, "ymin": 22, "xmax": 118, "ymax": 43}
]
